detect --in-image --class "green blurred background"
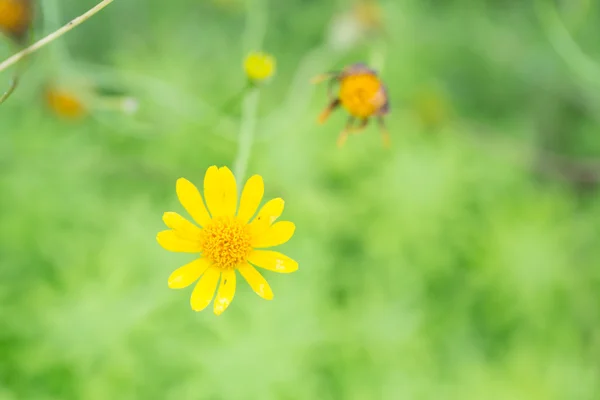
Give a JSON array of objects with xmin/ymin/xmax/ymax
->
[{"xmin": 1, "ymin": 0, "xmax": 600, "ymax": 398}]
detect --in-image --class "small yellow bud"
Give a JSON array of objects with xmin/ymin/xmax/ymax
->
[{"xmin": 244, "ymin": 51, "xmax": 276, "ymax": 83}]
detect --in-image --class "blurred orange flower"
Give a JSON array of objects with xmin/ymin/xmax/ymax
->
[
  {"xmin": 313, "ymin": 63, "xmax": 391, "ymax": 147},
  {"xmin": 0, "ymin": 0, "xmax": 33, "ymax": 42},
  {"xmin": 45, "ymin": 86, "xmax": 87, "ymax": 120}
]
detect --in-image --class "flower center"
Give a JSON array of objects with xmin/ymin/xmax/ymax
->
[
  {"xmin": 199, "ymin": 216, "xmax": 253, "ymax": 270},
  {"xmin": 339, "ymin": 73, "xmax": 382, "ymax": 118}
]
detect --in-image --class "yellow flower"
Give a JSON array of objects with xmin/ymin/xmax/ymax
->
[
  {"xmin": 45, "ymin": 86, "xmax": 87, "ymax": 120},
  {"xmin": 244, "ymin": 51, "xmax": 276, "ymax": 83},
  {"xmin": 157, "ymin": 166, "xmax": 297, "ymax": 315},
  {"xmin": 0, "ymin": 0, "xmax": 33, "ymax": 42}
]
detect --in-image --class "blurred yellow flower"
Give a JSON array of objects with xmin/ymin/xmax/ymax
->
[
  {"xmin": 158, "ymin": 166, "xmax": 297, "ymax": 315},
  {"xmin": 45, "ymin": 86, "xmax": 87, "ymax": 120},
  {"xmin": 244, "ymin": 51, "xmax": 276, "ymax": 83},
  {"xmin": 0, "ymin": 0, "xmax": 33, "ymax": 42}
]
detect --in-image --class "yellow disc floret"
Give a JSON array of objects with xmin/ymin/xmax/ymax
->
[
  {"xmin": 199, "ymin": 216, "xmax": 253, "ymax": 270},
  {"xmin": 339, "ymin": 72, "xmax": 384, "ymax": 119}
]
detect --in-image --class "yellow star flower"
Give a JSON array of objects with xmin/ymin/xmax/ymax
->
[{"xmin": 157, "ymin": 166, "xmax": 297, "ymax": 315}]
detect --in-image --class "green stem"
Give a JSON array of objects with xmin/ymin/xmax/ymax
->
[
  {"xmin": 232, "ymin": 0, "xmax": 267, "ymax": 185},
  {"xmin": 42, "ymin": 0, "xmax": 74, "ymax": 68},
  {"xmin": 0, "ymin": 51, "xmax": 27, "ymax": 104},
  {"xmin": 233, "ymin": 87, "xmax": 260, "ymax": 185},
  {"xmin": 0, "ymin": 74, "xmax": 19, "ymax": 104},
  {"xmin": 369, "ymin": 39, "xmax": 387, "ymax": 73},
  {"xmin": 0, "ymin": 0, "xmax": 114, "ymax": 74},
  {"xmin": 220, "ymin": 82, "xmax": 252, "ymax": 114}
]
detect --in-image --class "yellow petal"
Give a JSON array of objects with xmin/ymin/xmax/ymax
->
[
  {"xmin": 252, "ymin": 221, "xmax": 296, "ymax": 248},
  {"xmin": 249, "ymin": 198, "xmax": 284, "ymax": 237},
  {"xmin": 176, "ymin": 178, "xmax": 212, "ymax": 227},
  {"xmin": 168, "ymin": 258, "xmax": 210, "ymax": 289},
  {"xmin": 162, "ymin": 212, "xmax": 202, "ymax": 240},
  {"xmin": 237, "ymin": 175, "xmax": 264, "ymax": 223},
  {"xmin": 248, "ymin": 250, "xmax": 298, "ymax": 273},
  {"xmin": 190, "ymin": 267, "xmax": 221, "ymax": 312},
  {"xmin": 204, "ymin": 165, "xmax": 237, "ymax": 218},
  {"xmin": 157, "ymin": 230, "xmax": 202, "ymax": 253},
  {"xmin": 238, "ymin": 264, "xmax": 274, "ymax": 300},
  {"xmin": 219, "ymin": 166, "xmax": 238, "ymax": 217},
  {"xmin": 213, "ymin": 269, "xmax": 236, "ymax": 315}
]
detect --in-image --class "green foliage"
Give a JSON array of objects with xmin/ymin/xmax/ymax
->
[{"xmin": 1, "ymin": 0, "xmax": 599, "ymax": 399}]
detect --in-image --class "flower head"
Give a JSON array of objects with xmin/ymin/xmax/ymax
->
[
  {"xmin": 0, "ymin": 0, "xmax": 33, "ymax": 42},
  {"xmin": 338, "ymin": 70, "xmax": 386, "ymax": 119},
  {"xmin": 312, "ymin": 63, "xmax": 391, "ymax": 147},
  {"xmin": 45, "ymin": 85, "xmax": 87, "ymax": 120},
  {"xmin": 244, "ymin": 51, "xmax": 276, "ymax": 83},
  {"xmin": 157, "ymin": 166, "xmax": 297, "ymax": 315},
  {"xmin": 44, "ymin": 79, "xmax": 139, "ymax": 120}
]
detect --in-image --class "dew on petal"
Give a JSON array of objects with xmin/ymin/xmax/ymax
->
[{"xmin": 275, "ymin": 259, "xmax": 285, "ymax": 271}]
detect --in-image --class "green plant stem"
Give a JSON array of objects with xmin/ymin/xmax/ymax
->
[
  {"xmin": 0, "ymin": 0, "xmax": 114, "ymax": 74},
  {"xmin": 233, "ymin": 87, "xmax": 260, "ymax": 185},
  {"xmin": 232, "ymin": 0, "xmax": 267, "ymax": 185},
  {"xmin": 0, "ymin": 55, "xmax": 28, "ymax": 105},
  {"xmin": 369, "ymin": 40, "xmax": 387, "ymax": 73},
  {"xmin": 220, "ymin": 82, "xmax": 252, "ymax": 114},
  {"xmin": 536, "ymin": 0, "xmax": 600, "ymax": 90},
  {"xmin": 0, "ymin": 75, "xmax": 19, "ymax": 104},
  {"xmin": 42, "ymin": 0, "xmax": 74, "ymax": 67}
]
